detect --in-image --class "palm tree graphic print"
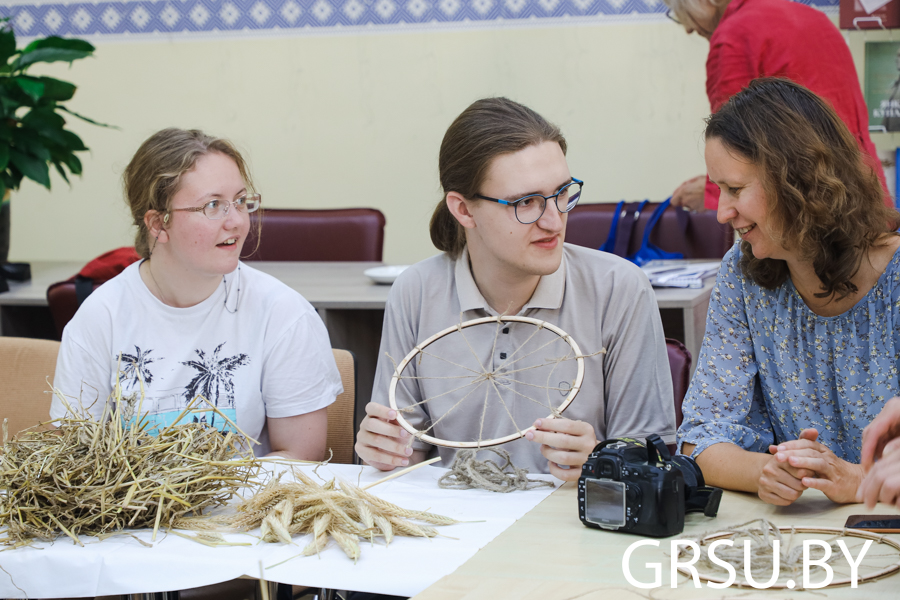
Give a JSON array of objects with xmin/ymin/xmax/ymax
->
[
  {"xmin": 120, "ymin": 346, "xmax": 160, "ymax": 389},
  {"xmin": 182, "ymin": 342, "xmax": 250, "ymax": 425}
]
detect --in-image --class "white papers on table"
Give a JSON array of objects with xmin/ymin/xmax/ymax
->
[
  {"xmin": 640, "ymin": 260, "xmax": 721, "ymax": 289},
  {"xmin": 0, "ymin": 463, "xmax": 561, "ymax": 599}
]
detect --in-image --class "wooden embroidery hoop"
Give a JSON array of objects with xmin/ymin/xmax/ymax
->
[
  {"xmin": 677, "ymin": 526, "xmax": 900, "ymax": 589},
  {"xmin": 388, "ymin": 315, "xmax": 586, "ymax": 449}
]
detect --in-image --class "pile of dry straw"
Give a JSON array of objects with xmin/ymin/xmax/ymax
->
[
  {"xmin": 0, "ymin": 387, "xmax": 456, "ymax": 560},
  {"xmin": 0, "ymin": 391, "xmax": 259, "ymax": 547}
]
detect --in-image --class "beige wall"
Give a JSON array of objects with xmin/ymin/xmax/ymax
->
[{"xmin": 10, "ymin": 19, "xmax": 896, "ymax": 266}]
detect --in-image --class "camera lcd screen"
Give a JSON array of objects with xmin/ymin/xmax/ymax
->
[{"xmin": 584, "ymin": 479, "xmax": 626, "ymax": 528}]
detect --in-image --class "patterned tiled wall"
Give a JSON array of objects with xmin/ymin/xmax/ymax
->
[{"xmin": 0, "ymin": 0, "xmax": 837, "ymax": 39}]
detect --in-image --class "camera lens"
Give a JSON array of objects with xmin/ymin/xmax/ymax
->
[
  {"xmin": 671, "ymin": 454, "xmax": 705, "ymax": 496},
  {"xmin": 672, "ymin": 452, "xmax": 721, "ymax": 518}
]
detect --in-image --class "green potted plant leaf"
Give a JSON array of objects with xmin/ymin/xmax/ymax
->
[{"xmin": 0, "ymin": 18, "xmax": 111, "ymax": 292}]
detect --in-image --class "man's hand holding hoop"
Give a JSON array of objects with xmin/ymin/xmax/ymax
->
[{"xmin": 525, "ymin": 417, "xmax": 597, "ymax": 481}]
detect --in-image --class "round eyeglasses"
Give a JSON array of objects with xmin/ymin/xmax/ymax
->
[
  {"xmin": 170, "ymin": 193, "xmax": 261, "ymax": 221},
  {"xmin": 475, "ymin": 179, "xmax": 583, "ymax": 225}
]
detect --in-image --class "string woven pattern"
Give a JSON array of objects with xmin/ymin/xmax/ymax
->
[
  {"xmin": 676, "ymin": 518, "xmax": 900, "ymax": 589},
  {"xmin": 390, "ymin": 315, "xmax": 604, "ymax": 449},
  {"xmin": 437, "ymin": 448, "xmax": 555, "ymax": 493},
  {"xmin": 679, "ymin": 519, "xmax": 839, "ymax": 580}
]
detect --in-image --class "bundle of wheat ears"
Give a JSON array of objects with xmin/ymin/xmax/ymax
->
[
  {"xmin": 176, "ymin": 467, "xmax": 458, "ymax": 562},
  {"xmin": 0, "ymin": 386, "xmax": 457, "ymax": 561}
]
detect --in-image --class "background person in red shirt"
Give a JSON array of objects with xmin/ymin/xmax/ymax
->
[{"xmin": 663, "ymin": 0, "xmax": 889, "ymax": 212}]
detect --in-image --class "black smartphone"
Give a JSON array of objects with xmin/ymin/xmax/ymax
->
[{"xmin": 844, "ymin": 514, "xmax": 900, "ymax": 532}]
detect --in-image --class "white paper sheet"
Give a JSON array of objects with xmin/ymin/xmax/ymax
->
[
  {"xmin": 860, "ymin": 0, "xmax": 893, "ymax": 16},
  {"xmin": 0, "ymin": 463, "xmax": 561, "ymax": 598}
]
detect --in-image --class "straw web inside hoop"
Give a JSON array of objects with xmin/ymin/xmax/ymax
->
[
  {"xmin": 388, "ymin": 315, "xmax": 600, "ymax": 449},
  {"xmin": 673, "ymin": 520, "xmax": 900, "ymax": 589}
]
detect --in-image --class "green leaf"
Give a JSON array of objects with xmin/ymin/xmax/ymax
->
[
  {"xmin": 36, "ymin": 77, "xmax": 75, "ymax": 101},
  {"xmin": 64, "ymin": 151, "xmax": 82, "ymax": 175},
  {"xmin": 12, "ymin": 128, "xmax": 52, "ymax": 162},
  {"xmin": 0, "ymin": 145, "xmax": 9, "ymax": 171},
  {"xmin": 50, "ymin": 147, "xmax": 83, "ymax": 176},
  {"xmin": 0, "ymin": 77, "xmax": 31, "ymax": 107},
  {"xmin": 0, "ymin": 180, "xmax": 7, "ymax": 204},
  {"xmin": 61, "ymin": 129, "xmax": 86, "ymax": 151},
  {"xmin": 58, "ymin": 105, "xmax": 116, "ymax": 129},
  {"xmin": 37, "ymin": 127, "xmax": 68, "ymax": 148},
  {"xmin": 22, "ymin": 107, "xmax": 65, "ymax": 133},
  {"xmin": 23, "ymin": 37, "xmax": 94, "ymax": 54},
  {"xmin": 10, "ymin": 149, "xmax": 50, "ymax": 188},
  {"xmin": 12, "ymin": 48, "xmax": 93, "ymax": 72},
  {"xmin": 14, "ymin": 77, "xmax": 45, "ymax": 102},
  {"xmin": 52, "ymin": 160, "xmax": 70, "ymax": 185},
  {"xmin": 0, "ymin": 94, "xmax": 19, "ymax": 114},
  {"xmin": 2, "ymin": 170, "xmax": 20, "ymax": 191},
  {"xmin": 0, "ymin": 28, "xmax": 16, "ymax": 66}
]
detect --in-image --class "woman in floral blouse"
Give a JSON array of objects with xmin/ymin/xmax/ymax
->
[{"xmin": 678, "ymin": 78, "xmax": 900, "ymax": 506}]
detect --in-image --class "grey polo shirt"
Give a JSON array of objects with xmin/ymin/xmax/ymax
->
[{"xmin": 372, "ymin": 243, "xmax": 676, "ymax": 474}]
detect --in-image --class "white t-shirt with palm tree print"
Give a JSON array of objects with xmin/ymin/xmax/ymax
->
[{"xmin": 50, "ymin": 261, "xmax": 342, "ymax": 456}]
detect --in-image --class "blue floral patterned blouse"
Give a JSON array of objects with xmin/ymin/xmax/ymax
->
[{"xmin": 677, "ymin": 244, "xmax": 900, "ymax": 464}]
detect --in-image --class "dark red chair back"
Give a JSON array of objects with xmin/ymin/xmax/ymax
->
[
  {"xmin": 46, "ymin": 280, "xmax": 100, "ymax": 340},
  {"xmin": 242, "ymin": 208, "xmax": 386, "ymax": 262},
  {"xmin": 666, "ymin": 338, "xmax": 692, "ymax": 429},
  {"xmin": 565, "ymin": 202, "xmax": 733, "ymax": 259},
  {"xmin": 46, "ymin": 247, "xmax": 141, "ymax": 340}
]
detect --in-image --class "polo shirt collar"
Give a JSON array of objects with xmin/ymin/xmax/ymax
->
[{"xmin": 454, "ymin": 246, "xmax": 567, "ymax": 314}]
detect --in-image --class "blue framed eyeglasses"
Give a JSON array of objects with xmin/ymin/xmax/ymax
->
[{"xmin": 475, "ymin": 178, "xmax": 584, "ymax": 225}]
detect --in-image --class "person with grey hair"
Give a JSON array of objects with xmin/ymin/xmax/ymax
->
[{"xmin": 663, "ymin": 0, "xmax": 887, "ymax": 213}]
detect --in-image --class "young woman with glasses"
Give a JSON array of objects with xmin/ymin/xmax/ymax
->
[
  {"xmin": 355, "ymin": 98, "xmax": 675, "ymax": 481},
  {"xmin": 50, "ymin": 128, "xmax": 342, "ymax": 460}
]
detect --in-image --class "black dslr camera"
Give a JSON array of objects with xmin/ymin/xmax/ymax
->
[{"xmin": 578, "ymin": 434, "xmax": 722, "ymax": 538}]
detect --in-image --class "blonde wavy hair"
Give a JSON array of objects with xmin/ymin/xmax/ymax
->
[{"xmin": 123, "ymin": 128, "xmax": 259, "ymax": 259}]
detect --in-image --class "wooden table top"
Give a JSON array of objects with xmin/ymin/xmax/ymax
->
[{"xmin": 412, "ymin": 483, "xmax": 900, "ymax": 599}]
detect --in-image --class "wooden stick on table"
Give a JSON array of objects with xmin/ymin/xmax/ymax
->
[{"xmin": 362, "ymin": 457, "xmax": 442, "ymax": 490}]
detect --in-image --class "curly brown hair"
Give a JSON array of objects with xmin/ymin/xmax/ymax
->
[{"xmin": 705, "ymin": 77, "xmax": 898, "ymax": 299}]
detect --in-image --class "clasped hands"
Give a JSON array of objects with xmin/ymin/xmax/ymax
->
[
  {"xmin": 759, "ymin": 428, "xmax": 862, "ymax": 506},
  {"xmin": 355, "ymin": 402, "xmax": 597, "ymax": 481}
]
